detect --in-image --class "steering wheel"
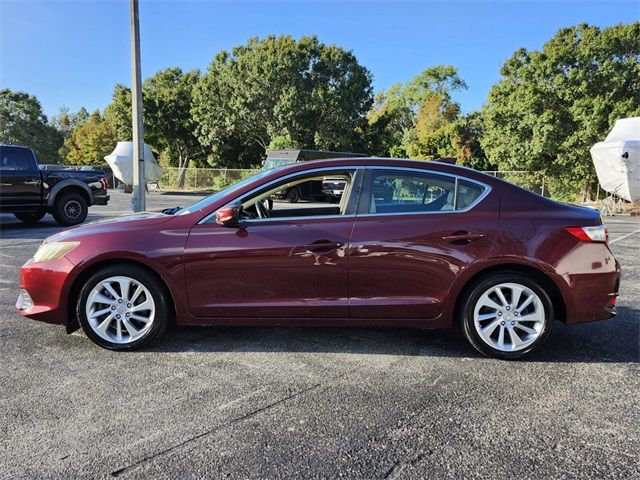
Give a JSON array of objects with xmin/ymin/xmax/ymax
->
[{"xmin": 254, "ymin": 199, "xmax": 270, "ymax": 219}]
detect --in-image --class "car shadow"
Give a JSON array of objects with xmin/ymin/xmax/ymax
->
[{"xmin": 147, "ymin": 306, "xmax": 639, "ymax": 364}]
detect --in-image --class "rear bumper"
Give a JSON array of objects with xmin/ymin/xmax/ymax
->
[
  {"xmin": 561, "ymin": 247, "xmax": 621, "ymax": 325},
  {"xmin": 92, "ymin": 194, "xmax": 110, "ymax": 206},
  {"xmin": 16, "ymin": 257, "xmax": 74, "ymax": 325}
]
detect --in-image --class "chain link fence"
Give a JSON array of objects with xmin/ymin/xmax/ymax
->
[
  {"xmin": 156, "ymin": 167, "xmax": 260, "ymax": 191},
  {"xmin": 481, "ymin": 171, "xmax": 547, "ymax": 196}
]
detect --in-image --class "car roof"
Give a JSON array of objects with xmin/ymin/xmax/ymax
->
[{"xmin": 267, "ymin": 157, "xmax": 495, "ymax": 183}]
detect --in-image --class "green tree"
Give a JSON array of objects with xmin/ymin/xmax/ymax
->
[
  {"xmin": 452, "ymin": 112, "xmax": 496, "ymax": 170},
  {"xmin": 0, "ymin": 89, "xmax": 63, "ymax": 163},
  {"xmin": 143, "ymin": 67, "xmax": 205, "ymax": 187},
  {"xmin": 366, "ymin": 66, "xmax": 470, "ymax": 160},
  {"xmin": 64, "ymin": 110, "xmax": 117, "ymax": 166},
  {"xmin": 481, "ymin": 22, "xmax": 640, "ymax": 200},
  {"xmin": 192, "ymin": 35, "xmax": 373, "ymax": 167},
  {"xmin": 104, "ymin": 84, "xmax": 132, "ymax": 141},
  {"xmin": 52, "ymin": 106, "xmax": 90, "ymax": 161}
]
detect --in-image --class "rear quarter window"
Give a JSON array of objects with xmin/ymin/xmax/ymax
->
[{"xmin": 456, "ymin": 179, "xmax": 485, "ymax": 210}]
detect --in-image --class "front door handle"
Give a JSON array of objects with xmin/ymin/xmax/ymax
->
[
  {"xmin": 305, "ymin": 240, "xmax": 345, "ymax": 252},
  {"xmin": 442, "ymin": 231, "xmax": 484, "ymax": 244}
]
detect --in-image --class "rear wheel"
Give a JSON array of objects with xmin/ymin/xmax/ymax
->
[
  {"xmin": 77, "ymin": 266, "xmax": 168, "ymax": 350},
  {"xmin": 286, "ymin": 187, "xmax": 300, "ymax": 203},
  {"xmin": 14, "ymin": 211, "xmax": 46, "ymax": 224},
  {"xmin": 53, "ymin": 192, "xmax": 88, "ymax": 226},
  {"xmin": 460, "ymin": 273, "xmax": 553, "ymax": 359}
]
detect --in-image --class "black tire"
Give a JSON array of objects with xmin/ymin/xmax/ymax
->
[
  {"xmin": 14, "ymin": 210, "xmax": 46, "ymax": 224},
  {"xmin": 459, "ymin": 272, "xmax": 553, "ymax": 360},
  {"xmin": 52, "ymin": 192, "xmax": 88, "ymax": 226},
  {"xmin": 76, "ymin": 265, "xmax": 168, "ymax": 351},
  {"xmin": 286, "ymin": 187, "xmax": 300, "ymax": 203}
]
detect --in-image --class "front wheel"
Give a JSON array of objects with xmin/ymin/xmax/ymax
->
[
  {"xmin": 53, "ymin": 192, "xmax": 88, "ymax": 226},
  {"xmin": 460, "ymin": 273, "xmax": 553, "ymax": 360},
  {"xmin": 77, "ymin": 266, "xmax": 168, "ymax": 350},
  {"xmin": 14, "ymin": 211, "xmax": 46, "ymax": 224}
]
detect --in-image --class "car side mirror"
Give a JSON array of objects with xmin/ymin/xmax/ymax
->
[{"xmin": 215, "ymin": 203, "xmax": 241, "ymax": 227}]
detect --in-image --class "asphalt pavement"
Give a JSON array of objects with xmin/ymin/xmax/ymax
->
[{"xmin": 0, "ymin": 191, "xmax": 638, "ymax": 479}]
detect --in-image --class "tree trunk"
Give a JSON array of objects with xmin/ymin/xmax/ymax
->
[{"xmin": 176, "ymin": 152, "xmax": 189, "ymax": 189}]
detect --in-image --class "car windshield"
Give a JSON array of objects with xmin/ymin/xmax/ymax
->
[{"xmin": 175, "ymin": 169, "xmax": 273, "ymax": 215}]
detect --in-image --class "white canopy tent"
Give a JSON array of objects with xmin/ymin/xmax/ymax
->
[
  {"xmin": 104, "ymin": 141, "xmax": 163, "ymax": 185},
  {"xmin": 590, "ymin": 117, "xmax": 640, "ymax": 202}
]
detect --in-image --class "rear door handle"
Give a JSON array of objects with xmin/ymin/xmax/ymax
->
[{"xmin": 442, "ymin": 231, "xmax": 484, "ymax": 244}]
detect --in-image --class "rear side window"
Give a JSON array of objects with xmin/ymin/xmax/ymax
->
[
  {"xmin": 456, "ymin": 179, "xmax": 485, "ymax": 210},
  {"xmin": 0, "ymin": 147, "xmax": 33, "ymax": 172},
  {"xmin": 368, "ymin": 169, "xmax": 486, "ymax": 214}
]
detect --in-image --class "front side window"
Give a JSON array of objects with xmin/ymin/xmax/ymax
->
[
  {"xmin": 0, "ymin": 147, "xmax": 33, "ymax": 172},
  {"xmin": 198, "ymin": 168, "xmax": 358, "ymax": 223},
  {"xmin": 238, "ymin": 169, "xmax": 356, "ymax": 221},
  {"xmin": 368, "ymin": 169, "xmax": 485, "ymax": 214}
]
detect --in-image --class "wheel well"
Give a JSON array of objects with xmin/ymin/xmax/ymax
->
[
  {"xmin": 453, "ymin": 264, "xmax": 566, "ymax": 324},
  {"xmin": 54, "ymin": 186, "xmax": 91, "ymax": 207},
  {"xmin": 66, "ymin": 259, "xmax": 178, "ymax": 333}
]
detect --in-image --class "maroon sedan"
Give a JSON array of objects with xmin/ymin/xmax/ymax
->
[{"xmin": 16, "ymin": 158, "xmax": 620, "ymax": 359}]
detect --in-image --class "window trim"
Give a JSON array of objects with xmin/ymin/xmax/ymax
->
[
  {"xmin": 198, "ymin": 166, "xmax": 365, "ymax": 225},
  {"xmin": 358, "ymin": 166, "xmax": 491, "ymax": 217}
]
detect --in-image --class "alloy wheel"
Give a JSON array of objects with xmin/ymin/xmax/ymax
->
[
  {"xmin": 85, "ymin": 275, "xmax": 155, "ymax": 344},
  {"xmin": 64, "ymin": 200, "xmax": 82, "ymax": 220},
  {"xmin": 472, "ymin": 282, "xmax": 545, "ymax": 352}
]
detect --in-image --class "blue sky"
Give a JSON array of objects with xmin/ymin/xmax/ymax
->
[{"xmin": 1, "ymin": 0, "xmax": 638, "ymax": 118}]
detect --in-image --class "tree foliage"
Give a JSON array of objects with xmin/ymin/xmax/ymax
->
[
  {"xmin": 192, "ymin": 35, "xmax": 373, "ymax": 168},
  {"xmin": 365, "ymin": 65, "xmax": 484, "ymax": 164},
  {"xmin": 64, "ymin": 110, "xmax": 117, "ymax": 166},
  {"xmin": 51, "ymin": 106, "xmax": 91, "ymax": 160},
  {"xmin": 143, "ymin": 68, "xmax": 205, "ymax": 169},
  {"xmin": 104, "ymin": 69, "xmax": 206, "ymax": 177},
  {"xmin": 104, "ymin": 84, "xmax": 132, "ymax": 141},
  {"xmin": 0, "ymin": 89, "xmax": 63, "ymax": 163},
  {"xmin": 481, "ymin": 22, "xmax": 640, "ymax": 200}
]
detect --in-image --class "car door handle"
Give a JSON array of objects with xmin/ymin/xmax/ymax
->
[
  {"xmin": 442, "ymin": 231, "xmax": 484, "ymax": 244},
  {"xmin": 305, "ymin": 240, "xmax": 345, "ymax": 252}
]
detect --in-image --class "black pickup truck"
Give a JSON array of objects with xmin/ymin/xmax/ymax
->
[{"xmin": 0, "ymin": 145, "xmax": 109, "ymax": 226}]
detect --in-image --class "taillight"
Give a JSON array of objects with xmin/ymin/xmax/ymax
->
[{"xmin": 565, "ymin": 225, "xmax": 608, "ymax": 243}]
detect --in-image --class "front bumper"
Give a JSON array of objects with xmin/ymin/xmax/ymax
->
[{"xmin": 17, "ymin": 256, "xmax": 75, "ymax": 325}]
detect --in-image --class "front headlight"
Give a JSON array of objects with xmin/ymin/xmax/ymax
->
[{"xmin": 33, "ymin": 241, "xmax": 80, "ymax": 263}]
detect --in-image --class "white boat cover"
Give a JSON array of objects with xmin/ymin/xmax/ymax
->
[
  {"xmin": 104, "ymin": 141, "xmax": 162, "ymax": 185},
  {"xmin": 590, "ymin": 117, "xmax": 640, "ymax": 202}
]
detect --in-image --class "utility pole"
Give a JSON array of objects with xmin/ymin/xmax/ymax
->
[{"xmin": 130, "ymin": 0, "xmax": 145, "ymax": 211}]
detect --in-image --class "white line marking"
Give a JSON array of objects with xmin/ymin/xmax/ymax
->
[{"xmin": 609, "ymin": 227, "xmax": 640, "ymax": 245}]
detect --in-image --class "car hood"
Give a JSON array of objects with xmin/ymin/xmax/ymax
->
[{"xmin": 45, "ymin": 212, "xmax": 174, "ymax": 243}]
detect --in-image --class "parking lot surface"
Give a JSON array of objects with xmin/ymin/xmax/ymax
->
[{"xmin": 1, "ymin": 192, "xmax": 638, "ymax": 479}]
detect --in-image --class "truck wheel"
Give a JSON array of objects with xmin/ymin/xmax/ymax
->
[
  {"xmin": 287, "ymin": 187, "xmax": 300, "ymax": 203},
  {"xmin": 14, "ymin": 211, "xmax": 46, "ymax": 224},
  {"xmin": 53, "ymin": 192, "xmax": 88, "ymax": 226}
]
